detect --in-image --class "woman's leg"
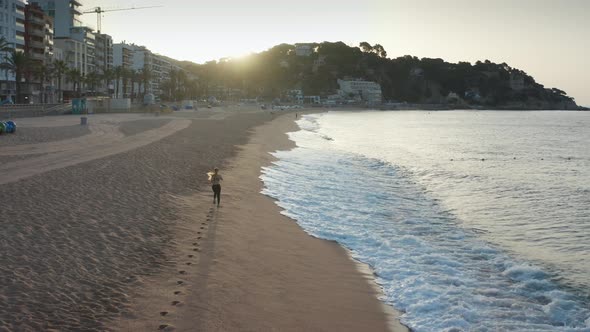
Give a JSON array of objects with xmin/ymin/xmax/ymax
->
[
  {"xmin": 217, "ymin": 186, "xmax": 221, "ymax": 206},
  {"xmin": 213, "ymin": 185, "xmax": 221, "ymax": 206}
]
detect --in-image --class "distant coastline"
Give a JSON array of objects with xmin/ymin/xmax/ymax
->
[
  {"xmin": 309, "ymin": 102, "xmax": 589, "ymax": 111},
  {"xmin": 377, "ymin": 103, "xmax": 589, "ymax": 111}
]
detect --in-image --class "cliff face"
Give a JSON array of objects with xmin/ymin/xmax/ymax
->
[{"xmin": 178, "ymin": 42, "xmax": 579, "ymax": 109}]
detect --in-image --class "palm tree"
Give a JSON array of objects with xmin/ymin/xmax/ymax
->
[
  {"xmin": 2, "ymin": 51, "xmax": 30, "ymax": 103},
  {"xmin": 33, "ymin": 63, "xmax": 53, "ymax": 103},
  {"xmin": 0, "ymin": 37, "xmax": 11, "ymax": 77},
  {"xmin": 168, "ymin": 69, "xmax": 179, "ymax": 100},
  {"xmin": 66, "ymin": 68, "xmax": 83, "ymax": 98},
  {"xmin": 52, "ymin": 60, "xmax": 68, "ymax": 102},
  {"xmin": 84, "ymin": 71, "xmax": 101, "ymax": 95},
  {"xmin": 120, "ymin": 67, "xmax": 132, "ymax": 98},
  {"xmin": 166, "ymin": 69, "xmax": 189, "ymax": 101},
  {"xmin": 0, "ymin": 37, "xmax": 14, "ymax": 102},
  {"xmin": 186, "ymin": 79, "xmax": 199, "ymax": 100},
  {"xmin": 0, "ymin": 36, "xmax": 11, "ymax": 52},
  {"xmin": 177, "ymin": 70, "xmax": 188, "ymax": 100},
  {"xmin": 122, "ymin": 67, "xmax": 135, "ymax": 99},
  {"xmin": 130, "ymin": 69, "xmax": 140, "ymax": 102},
  {"xmin": 101, "ymin": 68, "xmax": 114, "ymax": 96},
  {"xmin": 140, "ymin": 67, "xmax": 152, "ymax": 97},
  {"xmin": 113, "ymin": 66, "xmax": 123, "ymax": 98},
  {"xmin": 160, "ymin": 79, "xmax": 173, "ymax": 101}
]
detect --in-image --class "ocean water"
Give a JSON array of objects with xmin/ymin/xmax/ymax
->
[{"xmin": 261, "ymin": 111, "xmax": 590, "ymax": 331}]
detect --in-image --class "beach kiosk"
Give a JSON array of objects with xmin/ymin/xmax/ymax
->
[{"xmin": 72, "ymin": 98, "xmax": 87, "ymax": 114}]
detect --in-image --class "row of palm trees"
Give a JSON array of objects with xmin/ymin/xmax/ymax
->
[
  {"xmin": 0, "ymin": 36, "xmax": 158, "ymax": 104},
  {"xmin": 0, "ymin": 36, "xmax": 203, "ymax": 105},
  {"xmin": 160, "ymin": 68, "xmax": 199, "ymax": 102}
]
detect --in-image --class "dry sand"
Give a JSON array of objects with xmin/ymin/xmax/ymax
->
[
  {"xmin": 0, "ymin": 109, "xmax": 271, "ymax": 331},
  {"xmin": 0, "ymin": 108, "xmax": 407, "ymax": 331}
]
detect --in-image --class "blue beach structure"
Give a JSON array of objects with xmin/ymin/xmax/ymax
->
[{"xmin": 5, "ymin": 121, "xmax": 16, "ymax": 133}]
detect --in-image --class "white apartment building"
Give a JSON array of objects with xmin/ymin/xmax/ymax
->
[
  {"xmin": 35, "ymin": 0, "xmax": 98, "ymax": 98},
  {"xmin": 53, "ymin": 26, "xmax": 94, "ymax": 96},
  {"xmin": 152, "ymin": 54, "xmax": 171, "ymax": 96},
  {"xmin": 53, "ymin": 43, "xmax": 63, "ymax": 60},
  {"xmin": 337, "ymin": 78, "xmax": 383, "ymax": 104},
  {"xmin": 130, "ymin": 45, "xmax": 151, "ymax": 96},
  {"xmin": 113, "ymin": 42, "xmax": 174, "ymax": 99},
  {"xmin": 93, "ymin": 33, "xmax": 112, "ymax": 94},
  {"xmin": 0, "ymin": 0, "xmax": 26, "ymax": 102},
  {"xmin": 69, "ymin": 26, "xmax": 94, "ymax": 73},
  {"xmin": 33, "ymin": 0, "xmax": 82, "ymax": 38},
  {"xmin": 130, "ymin": 45, "xmax": 171, "ymax": 97},
  {"xmin": 113, "ymin": 42, "xmax": 134, "ymax": 98},
  {"xmin": 53, "ymin": 37, "xmax": 85, "ymax": 93},
  {"xmin": 94, "ymin": 33, "xmax": 112, "ymax": 72},
  {"xmin": 113, "ymin": 42, "xmax": 133, "ymax": 68},
  {"xmin": 0, "ymin": 0, "xmax": 25, "ymax": 51}
]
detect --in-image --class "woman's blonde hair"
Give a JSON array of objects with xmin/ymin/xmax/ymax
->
[{"xmin": 207, "ymin": 168, "xmax": 219, "ymax": 181}]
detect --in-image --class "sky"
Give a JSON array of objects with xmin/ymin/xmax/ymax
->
[{"xmin": 80, "ymin": 0, "xmax": 590, "ymax": 106}]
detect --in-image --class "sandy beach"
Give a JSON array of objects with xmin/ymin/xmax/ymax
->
[{"xmin": 0, "ymin": 107, "xmax": 406, "ymax": 331}]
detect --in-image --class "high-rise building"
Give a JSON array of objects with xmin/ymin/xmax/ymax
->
[
  {"xmin": 94, "ymin": 33, "xmax": 113, "ymax": 94},
  {"xmin": 113, "ymin": 42, "xmax": 134, "ymax": 98},
  {"xmin": 0, "ymin": 1, "xmax": 25, "ymax": 51},
  {"xmin": 95, "ymin": 33, "xmax": 112, "ymax": 72},
  {"xmin": 113, "ymin": 43, "xmax": 178, "ymax": 99},
  {"xmin": 34, "ymin": 0, "xmax": 102, "ymax": 98},
  {"xmin": 113, "ymin": 42, "xmax": 133, "ymax": 68},
  {"xmin": 151, "ymin": 54, "xmax": 171, "ymax": 97},
  {"xmin": 53, "ymin": 33, "xmax": 90, "ymax": 98},
  {"xmin": 13, "ymin": 1, "xmax": 26, "ymax": 53},
  {"xmin": 24, "ymin": 2, "xmax": 54, "ymax": 103},
  {"xmin": 69, "ymin": 25, "xmax": 94, "ymax": 73},
  {"xmin": 32, "ymin": 0, "xmax": 82, "ymax": 38},
  {"xmin": 0, "ymin": 0, "xmax": 26, "ymax": 102},
  {"xmin": 130, "ymin": 44, "xmax": 171, "ymax": 97}
]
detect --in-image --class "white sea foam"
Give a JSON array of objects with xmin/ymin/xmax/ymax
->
[{"xmin": 261, "ymin": 112, "xmax": 590, "ymax": 331}]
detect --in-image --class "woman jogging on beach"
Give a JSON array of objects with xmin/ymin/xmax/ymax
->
[{"xmin": 208, "ymin": 168, "xmax": 223, "ymax": 207}]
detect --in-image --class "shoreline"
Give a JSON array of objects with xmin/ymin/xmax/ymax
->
[
  {"xmin": 252, "ymin": 112, "xmax": 408, "ymax": 332},
  {"xmin": 263, "ymin": 113, "xmax": 408, "ymax": 331},
  {"xmin": 1, "ymin": 108, "xmax": 409, "ymax": 331},
  {"xmin": 112, "ymin": 111, "xmax": 408, "ymax": 331}
]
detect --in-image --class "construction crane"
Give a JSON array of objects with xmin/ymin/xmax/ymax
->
[{"xmin": 82, "ymin": 5, "xmax": 163, "ymax": 33}]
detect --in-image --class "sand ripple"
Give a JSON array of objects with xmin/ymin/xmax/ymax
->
[
  {"xmin": 0, "ymin": 112, "xmax": 270, "ymax": 331},
  {"xmin": 120, "ymin": 119, "xmax": 172, "ymax": 137},
  {"xmin": 0, "ymin": 125, "xmax": 91, "ymax": 146}
]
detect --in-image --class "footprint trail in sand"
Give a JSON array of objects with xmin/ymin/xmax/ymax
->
[{"xmin": 156, "ymin": 205, "xmax": 218, "ymax": 331}]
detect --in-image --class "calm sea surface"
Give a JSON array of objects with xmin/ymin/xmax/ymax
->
[{"xmin": 261, "ymin": 111, "xmax": 590, "ymax": 331}]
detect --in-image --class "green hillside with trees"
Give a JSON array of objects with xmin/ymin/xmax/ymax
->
[{"xmin": 177, "ymin": 41, "xmax": 579, "ymax": 110}]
